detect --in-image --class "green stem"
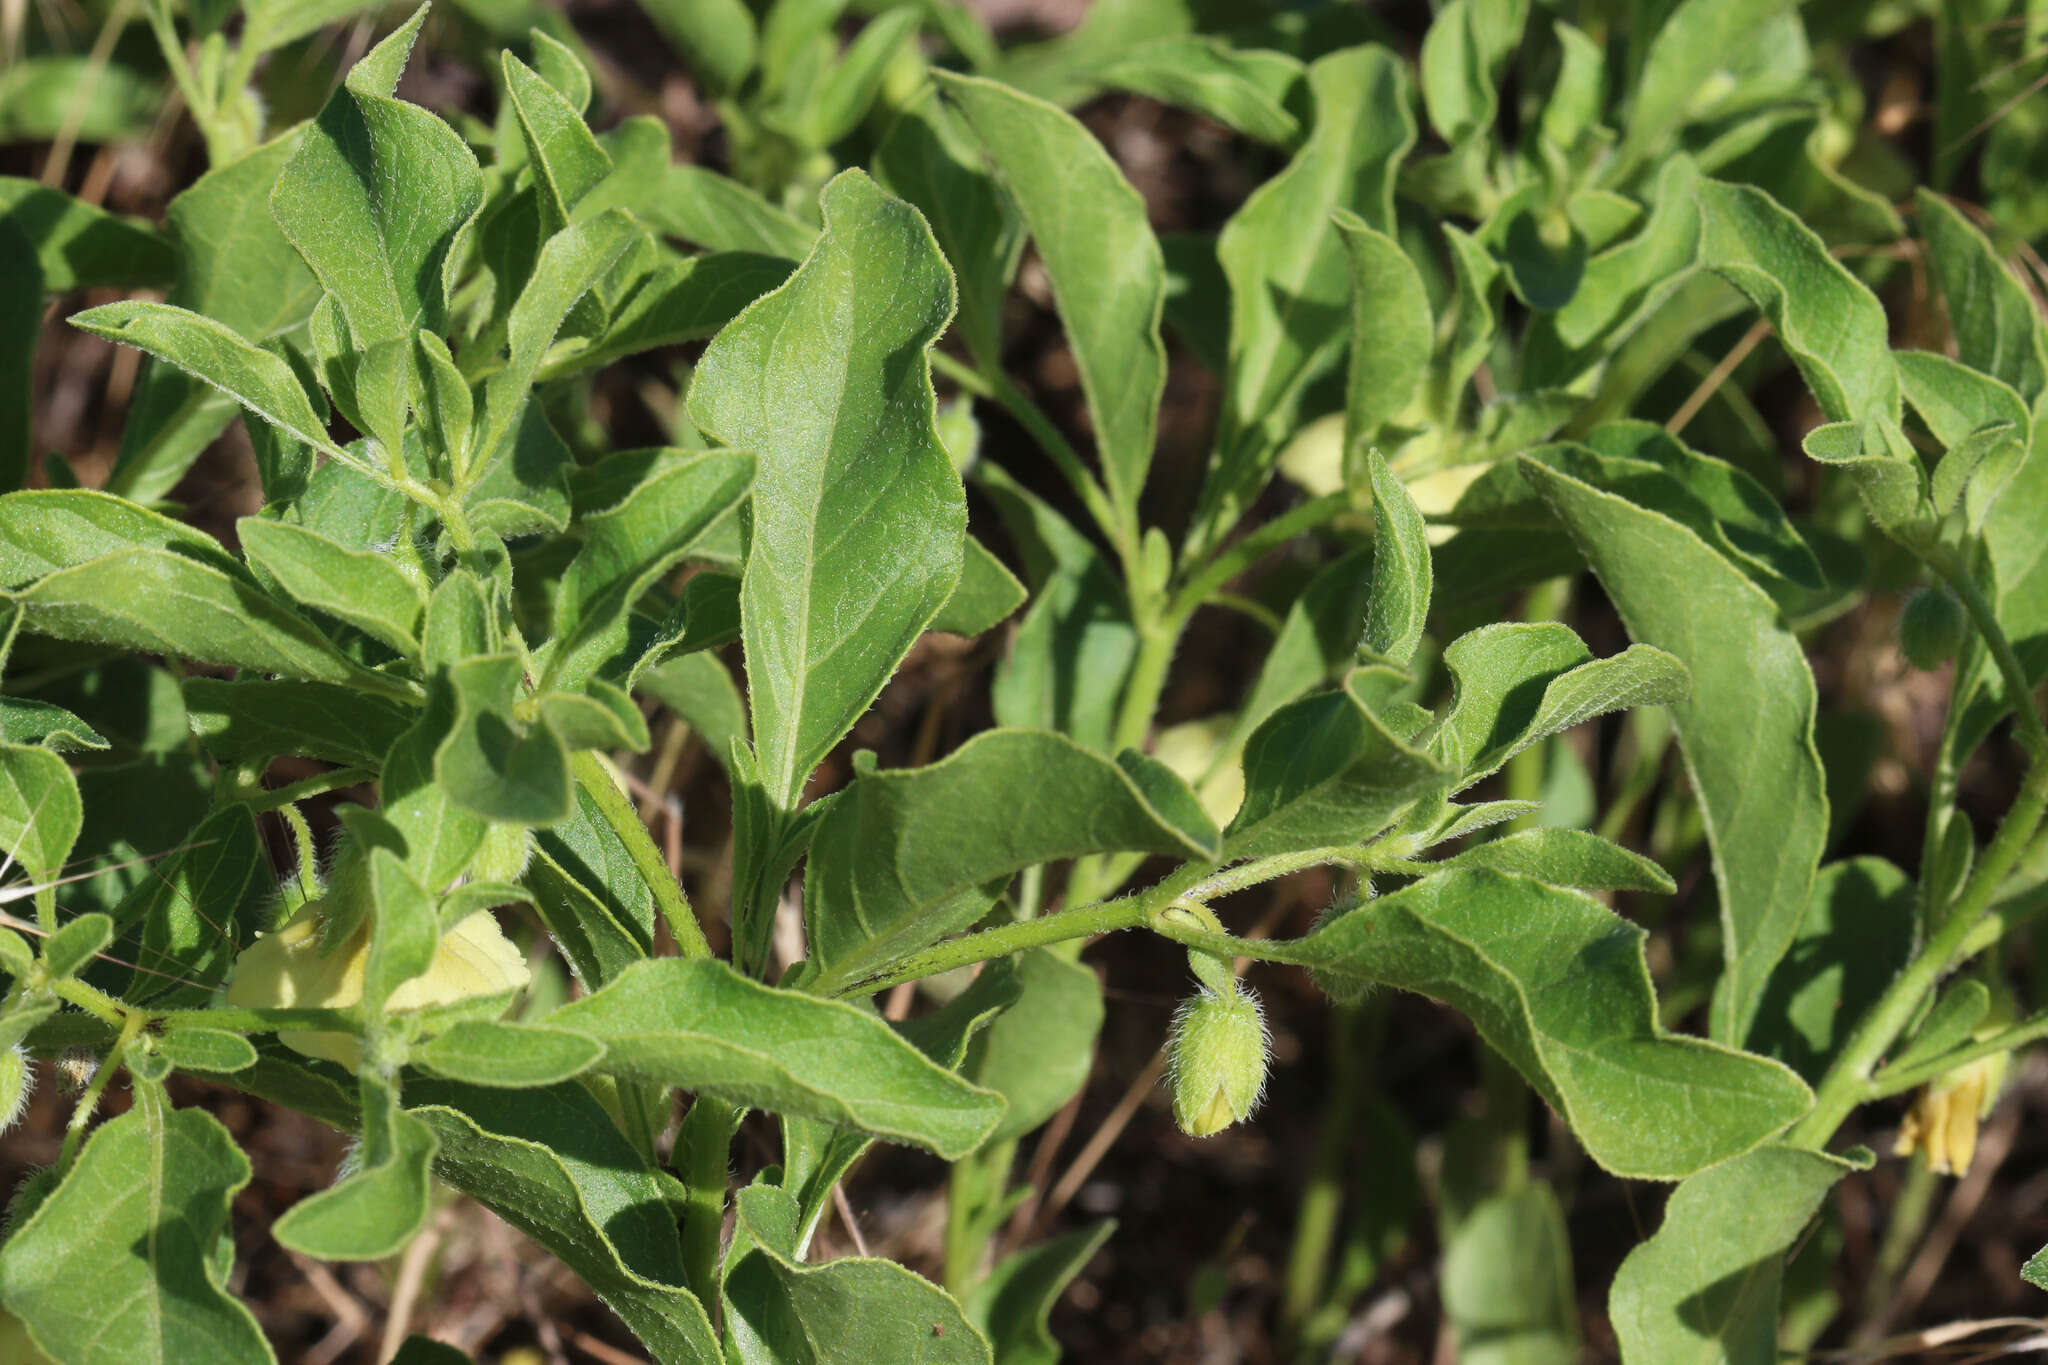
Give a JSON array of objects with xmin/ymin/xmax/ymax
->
[
  {"xmin": 1794, "ymin": 751, "xmax": 2048, "ymax": 1143},
  {"xmin": 1168, "ymin": 494, "xmax": 1350, "ymax": 624},
  {"xmin": 1281, "ymin": 1002, "xmax": 1370, "ymax": 1335},
  {"xmin": 572, "ymin": 752, "xmax": 710, "ymax": 960},
  {"xmin": 49, "ymin": 978, "xmax": 126, "ymax": 1029},
  {"xmin": 1863, "ymin": 1010, "xmax": 2048, "ymax": 1099},
  {"xmin": 56, "ymin": 1010, "xmax": 144, "ymax": 1174},
  {"xmin": 252, "ymin": 768, "xmax": 375, "ymax": 817},
  {"xmin": 677, "ymin": 1099, "xmax": 742, "ymax": 1307},
  {"xmin": 1109, "ymin": 618, "xmax": 1178, "ymax": 756},
  {"xmin": 1934, "ymin": 556, "xmax": 2048, "ymax": 758}
]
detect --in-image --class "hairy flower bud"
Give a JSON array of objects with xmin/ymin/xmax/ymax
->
[
  {"xmin": 1167, "ymin": 985, "xmax": 1269, "ymax": 1138},
  {"xmin": 1898, "ymin": 586, "xmax": 1967, "ymax": 671}
]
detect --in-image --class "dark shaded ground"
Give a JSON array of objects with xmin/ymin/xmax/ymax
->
[{"xmin": 10, "ymin": 1, "xmax": 2048, "ymax": 1361}]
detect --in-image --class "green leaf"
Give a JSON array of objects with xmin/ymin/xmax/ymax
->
[
  {"xmin": 0, "ymin": 698, "xmax": 108, "ymax": 752},
  {"xmin": 409, "ymin": 1079, "xmax": 720, "ymax": 1363},
  {"xmin": 638, "ymin": 652, "xmax": 748, "ymax": 771},
  {"xmin": 0, "ymin": 1100, "xmax": 274, "ymax": 1365},
  {"xmin": 156, "ymin": 1029, "xmax": 259, "ymax": 1074},
  {"xmin": 1916, "ymin": 186, "xmax": 2047, "ymax": 400},
  {"xmin": 1361, "ymin": 452, "xmax": 1431, "ymax": 668},
  {"xmin": 119, "ymin": 803, "xmax": 269, "ymax": 1006},
  {"xmin": 1442, "ymin": 1182, "xmax": 1579, "ymax": 1365},
  {"xmin": 1195, "ymin": 47, "xmax": 1414, "ymax": 547},
  {"xmin": 1616, "ymin": 0, "xmax": 1796, "ymax": 178},
  {"xmin": 1226, "ymin": 669, "xmax": 1446, "ymax": 861},
  {"xmin": 241, "ymin": 0, "xmax": 388, "ymax": 55},
  {"xmin": 471, "ymin": 210, "xmax": 639, "ymax": 471},
  {"xmin": 389, "ymin": 1338, "xmax": 473, "ymax": 1365},
  {"xmin": 1610, "ymin": 1144, "xmax": 1862, "ymax": 1363},
  {"xmin": 540, "ymin": 249, "xmax": 793, "ymax": 382},
  {"xmin": 0, "ymin": 178, "xmax": 177, "ymax": 292},
  {"xmin": 548, "ymin": 958, "xmax": 1005, "ymax": 1157},
  {"xmin": 238, "ymin": 518, "xmax": 427, "ymax": 657},
  {"xmin": 1747, "ymin": 858, "xmax": 1915, "ymax": 1084},
  {"xmin": 1095, "ymin": 38, "xmax": 1302, "ymax": 146},
  {"xmin": 641, "ymin": 0, "xmax": 756, "ymax": 96},
  {"xmin": 873, "ymin": 92, "xmax": 1022, "ymax": 370},
  {"xmin": 183, "ymin": 678, "xmax": 414, "ymax": 767},
  {"xmin": 937, "ymin": 71, "xmax": 1165, "ymax": 521},
  {"xmin": 963, "ymin": 1222, "xmax": 1115, "ymax": 1365},
  {"xmin": 271, "ymin": 6, "xmax": 483, "ymax": 348},
  {"xmin": 689, "ymin": 170, "xmax": 964, "ymax": 808},
  {"xmin": 464, "ymin": 401, "xmax": 577, "ymax": 539},
  {"xmin": 1282, "ymin": 869, "xmax": 1812, "ymax": 1178},
  {"xmin": 930, "ymin": 536, "xmax": 1026, "ymax": 637},
  {"xmin": 1424, "ymin": 828, "xmax": 1674, "ymax": 893},
  {"xmin": 1889, "ymin": 979, "xmax": 1991, "ymax": 1075},
  {"xmin": 1338, "ymin": 215, "xmax": 1432, "ymax": 451},
  {"xmin": 40, "ymin": 912, "xmax": 111, "ymax": 980},
  {"xmin": 380, "ymin": 683, "xmax": 489, "ymax": 894},
  {"xmin": 276, "ymin": 1078, "xmax": 439, "ymax": 1261},
  {"xmin": 724, "ymin": 1185, "xmax": 991, "ymax": 1364},
  {"xmin": 802, "ymin": 7, "xmax": 921, "ymax": 147},
  {"xmin": 643, "ymin": 167, "xmax": 816, "ymax": 259},
  {"xmin": 1521, "ymin": 456, "xmax": 1827, "ymax": 1048},
  {"xmin": 70, "ymin": 301, "xmax": 345, "ymax": 460},
  {"xmin": 5, "ymin": 548, "xmax": 406, "ymax": 696},
  {"xmin": 0, "ymin": 488, "xmax": 239, "ymax": 587},
  {"xmin": 502, "ymin": 50, "xmax": 610, "ymax": 233},
  {"xmin": 414, "ymin": 1019, "xmax": 605, "ymax": 1087},
  {"xmin": 527, "ymin": 781, "xmax": 656, "ymax": 986},
  {"xmin": 542, "ymin": 448, "xmax": 755, "ymax": 692},
  {"xmin": 963, "ymin": 948, "xmax": 1103, "ymax": 1144},
  {"xmin": 1433, "ymin": 623, "xmax": 1689, "ymax": 785},
  {"xmin": 0, "ymin": 741, "xmax": 83, "ymax": 892},
  {"xmin": 804, "ymin": 729, "xmax": 1219, "ymax": 989},
  {"xmin": 437, "ymin": 654, "xmax": 574, "ymax": 825}
]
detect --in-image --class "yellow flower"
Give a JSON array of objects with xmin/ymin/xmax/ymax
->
[
  {"xmin": 1893, "ymin": 1052, "xmax": 2006, "ymax": 1177},
  {"xmin": 227, "ymin": 899, "xmax": 528, "ymax": 1070}
]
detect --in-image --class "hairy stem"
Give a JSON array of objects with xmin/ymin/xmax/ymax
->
[{"xmin": 572, "ymin": 752, "xmax": 710, "ymax": 960}]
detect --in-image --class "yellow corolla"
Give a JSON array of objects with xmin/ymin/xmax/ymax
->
[
  {"xmin": 227, "ymin": 899, "xmax": 529, "ymax": 1070},
  {"xmin": 1893, "ymin": 1051, "xmax": 2007, "ymax": 1177}
]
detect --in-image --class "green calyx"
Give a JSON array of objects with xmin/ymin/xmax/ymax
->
[
  {"xmin": 1167, "ymin": 984, "xmax": 1269, "ymax": 1138},
  {"xmin": 1899, "ymin": 586, "xmax": 1968, "ymax": 671}
]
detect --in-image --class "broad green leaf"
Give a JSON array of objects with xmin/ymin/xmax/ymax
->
[
  {"xmin": 1916, "ymin": 187, "xmax": 2047, "ymax": 400},
  {"xmin": 1424, "ymin": 828, "xmax": 1674, "ymax": 893},
  {"xmin": 1610, "ymin": 1144, "xmax": 1861, "ymax": 1363},
  {"xmin": 724, "ymin": 1185, "xmax": 990, "ymax": 1365},
  {"xmin": 1361, "ymin": 453, "xmax": 1430, "ymax": 667},
  {"xmin": 963, "ymin": 1222, "xmax": 1115, "ymax": 1365},
  {"xmin": 938, "ymin": 71, "xmax": 1165, "ymax": 520},
  {"xmin": 983, "ymin": 466, "xmax": 1137, "ymax": 752},
  {"xmin": 241, "ymin": 0, "xmax": 387, "ymax": 54},
  {"xmin": 238, "ymin": 518, "xmax": 427, "ymax": 657},
  {"xmin": 502, "ymin": 51, "xmax": 610, "ymax": 234},
  {"xmin": 930, "ymin": 535, "xmax": 1027, "ymax": 638},
  {"xmin": 415, "ymin": 1019, "xmax": 605, "ymax": 1087},
  {"xmin": 1095, "ymin": 38, "xmax": 1302, "ymax": 146},
  {"xmin": 0, "ymin": 490, "xmax": 229, "ymax": 587},
  {"xmin": 1226, "ymin": 669, "xmax": 1446, "ymax": 861},
  {"xmin": 70, "ymin": 301, "xmax": 345, "ymax": 459},
  {"xmin": 471, "ymin": 209, "xmax": 638, "ymax": 470},
  {"xmin": 183, "ymin": 678, "xmax": 413, "ymax": 767},
  {"xmin": 802, "ymin": 7, "xmax": 921, "ymax": 147},
  {"xmin": 437, "ymin": 654, "xmax": 574, "ymax": 825},
  {"xmin": 464, "ymin": 401, "xmax": 577, "ymax": 539},
  {"xmin": 873, "ymin": 90, "xmax": 1022, "ymax": 369},
  {"xmin": 5, "ymin": 549, "xmax": 408, "ymax": 697},
  {"xmin": 1229, "ymin": 545, "xmax": 1375, "ymax": 754},
  {"xmin": 1277, "ymin": 869, "xmax": 1813, "ymax": 1178},
  {"xmin": 689, "ymin": 170, "xmax": 964, "ymax": 808},
  {"xmin": 1338, "ymin": 215, "xmax": 1432, "ymax": 452},
  {"xmin": 111, "ymin": 130, "xmax": 321, "ymax": 504},
  {"xmin": 539, "ymin": 250, "xmax": 792, "ymax": 382},
  {"xmin": 0, "ymin": 699, "xmax": 107, "ymax": 752},
  {"xmin": 1889, "ymin": 979, "xmax": 1991, "ymax": 1075},
  {"xmin": 39, "ymin": 913, "xmax": 111, "ymax": 980},
  {"xmin": 638, "ymin": 651, "xmax": 748, "ymax": 771},
  {"xmin": 643, "ymin": 167, "xmax": 816, "ymax": 259},
  {"xmin": 275, "ymin": 1081, "xmax": 438, "ymax": 1261},
  {"xmin": 271, "ymin": 6, "xmax": 483, "ymax": 348},
  {"xmin": 549, "ymin": 958, "xmax": 1005, "ymax": 1157},
  {"xmin": 1522, "ymin": 457, "xmax": 1826, "ymax": 1047},
  {"xmin": 963, "ymin": 948, "xmax": 1103, "ymax": 1144},
  {"xmin": 380, "ymin": 682, "xmax": 489, "ymax": 894},
  {"xmin": 1616, "ymin": 0, "xmax": 1798, "ymax": 180},
  {"xmin": 0, "ymin": 178, "xmax": 176, "ymax": 292},
  {"xmin": 1747, "ymin": 858, "xmax": 1915, "ymax": 1084},
  {"xmin": 1432, "ymin": 623, "xmax": 1689, "ymax": 785},
  {"xmin": 1897, "ymin": 351, "xmax": 2029, "ymax": 522},
  {"xmin": 0, "ymin": 741, "xmax": 84, "ymax": 892},
  {"xmin": 542, "ymin": 448, "xmax": 755, "ymax": 692},
  {"xmin": 804, "ymin": 729, "xmax": 1219, "ymax": 989},
  {"xmin": 1442, "ymin": 1182, "xmax": 1579, "ymax": 1365},
  {"xmin": 0, "ymin": 1100, "xmax": 273, "ymax": 1365},
  {"xmin": 1195, "ymin": 47, "xmax": 1414, "ymax": 548}
]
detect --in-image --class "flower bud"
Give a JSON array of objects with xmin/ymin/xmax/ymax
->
[
  {"xmin": 1892, "ymin": 1050, "xmax": 2006, "ymax": 1176},
  {"xmin": 1898, "ymin": 586, "xmax": 1968, "ymax": 671},
  {"xmin": 1167, "ymin": 985, "xmax": 1269, "ymax": 1138}
]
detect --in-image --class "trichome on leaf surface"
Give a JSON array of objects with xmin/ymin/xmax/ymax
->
[{"xmin": 4, "ymin": 0, "xmax": 2048, "ymax": 1360}]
